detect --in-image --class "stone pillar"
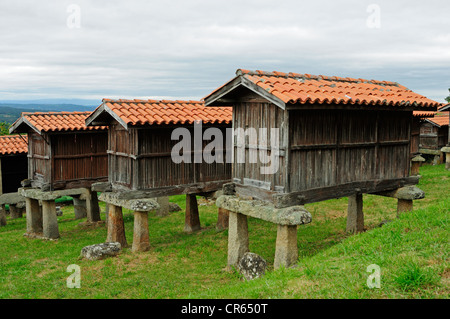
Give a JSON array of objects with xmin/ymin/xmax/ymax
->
[
  {"xmin": 346, "ymin": 193, "xmax": 364, "ymax": 233},
  {"xmin": 216, "ymin": 207, "xmax": 229, "ymax": 231},
  {"xmin": 86, "ymin": 190, "xmax": 101, "ymax": 223},
  {"xmin": 73, "ymin": 197, "xmax": 87, "ymax": 220},
  {"xmin": 106, "ymin": 204, "xmax": 127, "ymax": 247},
  {"xmin": 132, "ymin": 211, "xmax": 150, "ymax": 252},
  {"xmin": 25, "ymin": 197, "xmax": 42, "ymax": 234},
  {"xmin": 227, "ymin": 211, "xmax": 249, "ymax": 270},
  {"xmin": 104, "ymin": 203, "xmax": 110, "ymax": 225},
  {"xmin": 155, "ymin": 196, "xmax": 170, "ymax": 217},
  {"xmin": 397, "ymin": 199, "xmax": 413, "ymax": 216},
  {"xmin": 410, "ymin": 155, "xmax": 425, "ymax": 176},
  {"xmin": 0, "ymin": 204, "xmax": 6, "ymax": 226},
  {"xmin": 42, "ymin": 200, "xmax": 59, "ymax": 239},
  {"xmin": 9, "ymin": 205, "xmax": 23, "ymax": 219},
  {"xmin": 274, "ymin": 225, "xmax": 298, "ymax": 269},
  {"xmin": 441, "ymin": 146, "xmax": 450, "ymax": 171},
  {"xmin": 184, "ymin": 194, "xmax": 201, "ymax": 233}
]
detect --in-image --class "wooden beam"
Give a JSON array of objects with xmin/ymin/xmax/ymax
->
[
  {"xmin": 234, "ymin": 176, "xmax": 421, "ymax": 208},
  {"xmin": 113, "ymin": 180, "xmax": 231, "ymax": 200}
]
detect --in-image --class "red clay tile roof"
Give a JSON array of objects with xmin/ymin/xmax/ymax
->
[
  {"xmin": 205, "ymin": 69, "xmax": 441, "ymax": 110},
  {"xmin": 10, "ymin": 111, "xmax": 106, "ymax": 134},
  {"xmin": 0, "ymin": 135, "xmax": 28, "ymax": 155},
  {"xmin": 426, "ymin": 113, "xmax": 449, "ymax": 127},
  {"xmin": 99, "ymin": 99, "xmax": 232, "ymax": 126},
  {"xmin": 413, "ymin": 111, "xmax": 436, "ymax": 118}
]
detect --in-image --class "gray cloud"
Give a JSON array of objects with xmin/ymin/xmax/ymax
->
[{"xmin": 0, "ymin": 0, "xmax": 449, "ymax": 103}]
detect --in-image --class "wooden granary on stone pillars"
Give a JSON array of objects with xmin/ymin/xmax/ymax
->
[
  {"xmin": 435, "ymin": 103, "xmax": 450, "ymax": 170},
  {"xmin": 0, "ymin": 135, "xmax": 28, "ymax": 227},
  {"xmin": 204, "ymin": 69, "xmax": 441, "ymax": 270},
  {"xmin": 85, "ymin": 99, "xmax": 232, "ymax": 252},
  {"xmin": 9, "ymin": 111, "xmax": 109, "ymax": 239}
]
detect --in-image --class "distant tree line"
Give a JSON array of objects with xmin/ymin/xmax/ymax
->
[{"xmin": 446, "ymin": 88, "xmax": 450, "ymax": 104}]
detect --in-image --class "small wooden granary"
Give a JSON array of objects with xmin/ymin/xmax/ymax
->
[
  {"xmin": 204, "ymin": 69, "xmax": 441, "ymax": 207},
  {"xmin": 86, "ymin": 99, "xmax": 232, "ymax": 196},
  {"xmin": 9, "ymin": 111, "xmax": 108, "ymax": 191},
  {"xmin": 85, "ymin": 99, "xmax": 232, "ymax": 246},
  {"xmin": 7, "ymin": 111, "xmax": 108, "ymax": 239}
]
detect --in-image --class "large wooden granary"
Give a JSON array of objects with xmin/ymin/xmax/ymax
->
[
  {"xmin": 204, "ymin": 69, "xmax": 441, "ymax": 206},
  {"xmin": 9, "ymin": 111, "xmax": 108, "ymax": 191},
  {"xmin": 204, "ymin": 69, "xmax": 441, "ymax": 269}
]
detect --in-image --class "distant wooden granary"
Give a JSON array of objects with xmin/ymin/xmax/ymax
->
[
  {"xmin": 0, "ymin": 135, "xmax": 28, "ymax": 226},
  {"xmin": 418, "ymin": 112, "xmax": 449, "ymax": 163},
  {"xmin": 86, "ymin": 99, "xmax": 232, "ymax": 250},
  {"xmin": 9, "ymin": 111, "xmax": 109, "ymax": 239},
  {"xmin": 10, "ymin": 112, "xmax": 108, "ymax": 190},
  {"xmin": 434, "ymin": 104, "xmax": 450, "ymax": 169},
  {"xmin": 0, "ymin": 134, "xmax": 28, "ymax": 194},
  {"xmin": 204, "ymin": 69, "xmax": 441, "ymax": 269}
]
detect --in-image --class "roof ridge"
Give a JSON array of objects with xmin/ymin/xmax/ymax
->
[
  {"xmin": 23, "ymin": 111, "xmax": 92, "ymax": 116},
  {"xmin": 236, "ymin": 68, "xmax": 400, "ymax": 87},
  {"xmin": 103, "ymin": 98, "xmax": 203, "ymax": 104}
]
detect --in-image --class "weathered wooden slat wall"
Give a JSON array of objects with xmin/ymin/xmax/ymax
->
[
  {"xmin": 232, "ymin": 101, "xmax": 287, "ymax": 191},
  {"xmin": 109, "ymin": 124, "xmax": 132, "ymax": 187},
  {"xmin": 137, "ymin": 126, "xmax": 230, "ymax": 190},
  {"xmin": 289, "ymin": 109, "xmax": 411, "ymax": 191},
  {"xmin": 232, "ymin": 104, "xmax": 412, "ymax": 194},
  {"xmin": 108, "ymin": 122, "xmax": 231, "ymax": 191},
  {"xmin": 438, "ymin": 127, "xmax": 448, "ymax": 149},
  {"xmin": 29, "ymin": 132, "xmax": 50, "ymax": 186},
  {"xmin": 410, "ymin": 117, "xmax": 421, "ymax": 156},
  {"xmin": 51, "ymin": 132, "xmax": 108, "ymax": 183}
]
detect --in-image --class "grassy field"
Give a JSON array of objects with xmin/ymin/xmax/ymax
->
[{"xmin": 0, "ymin": 164, "xmax": 448, "ymax": 299}]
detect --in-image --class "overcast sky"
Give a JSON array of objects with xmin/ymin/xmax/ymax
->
[{"xmin": 0, "ymin": 0, "xmax": 449, "ymax": 105}]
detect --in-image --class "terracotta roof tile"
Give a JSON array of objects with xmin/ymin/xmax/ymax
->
[
  {"xmin": 15, "ymin": 111, "xmax": 106, "ymax": 133},
  {"xmin": 0, "ymin": 135, "xmax": 28, "ymax": 155},
  {"xmin": 101, "ymin": 99, "xmax": 232, "ymax": 126},
  {"xmin": 426, "ymin": 112, "xmax": 449, "ymax": 127},
  {"xmin": 413, "ymin": 111, "xmax": 436, "ymax": 118},
  {"xmin": 209, "ymin": 69, "xmax": 441, "ymax": 109}
]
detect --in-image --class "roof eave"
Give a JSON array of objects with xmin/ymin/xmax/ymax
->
[
  {"xmin": 438, "ymin": 103, "xmax": 450, "ymax": 112},
  {"xmin": 204, "ymin": 75, "xmax": 286, "ymax": 110},
  {"xmin": 9, "ymin": 116, "xmax": 42, "ymax": 136},
  {"xmin": 85, "ymin": 102, "xmax": 129, "ymax": 129}
]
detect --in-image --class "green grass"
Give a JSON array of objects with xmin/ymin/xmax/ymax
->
[{"xmin": 0, "ymin": 165, "xmax": 448, "ymax": 299}]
